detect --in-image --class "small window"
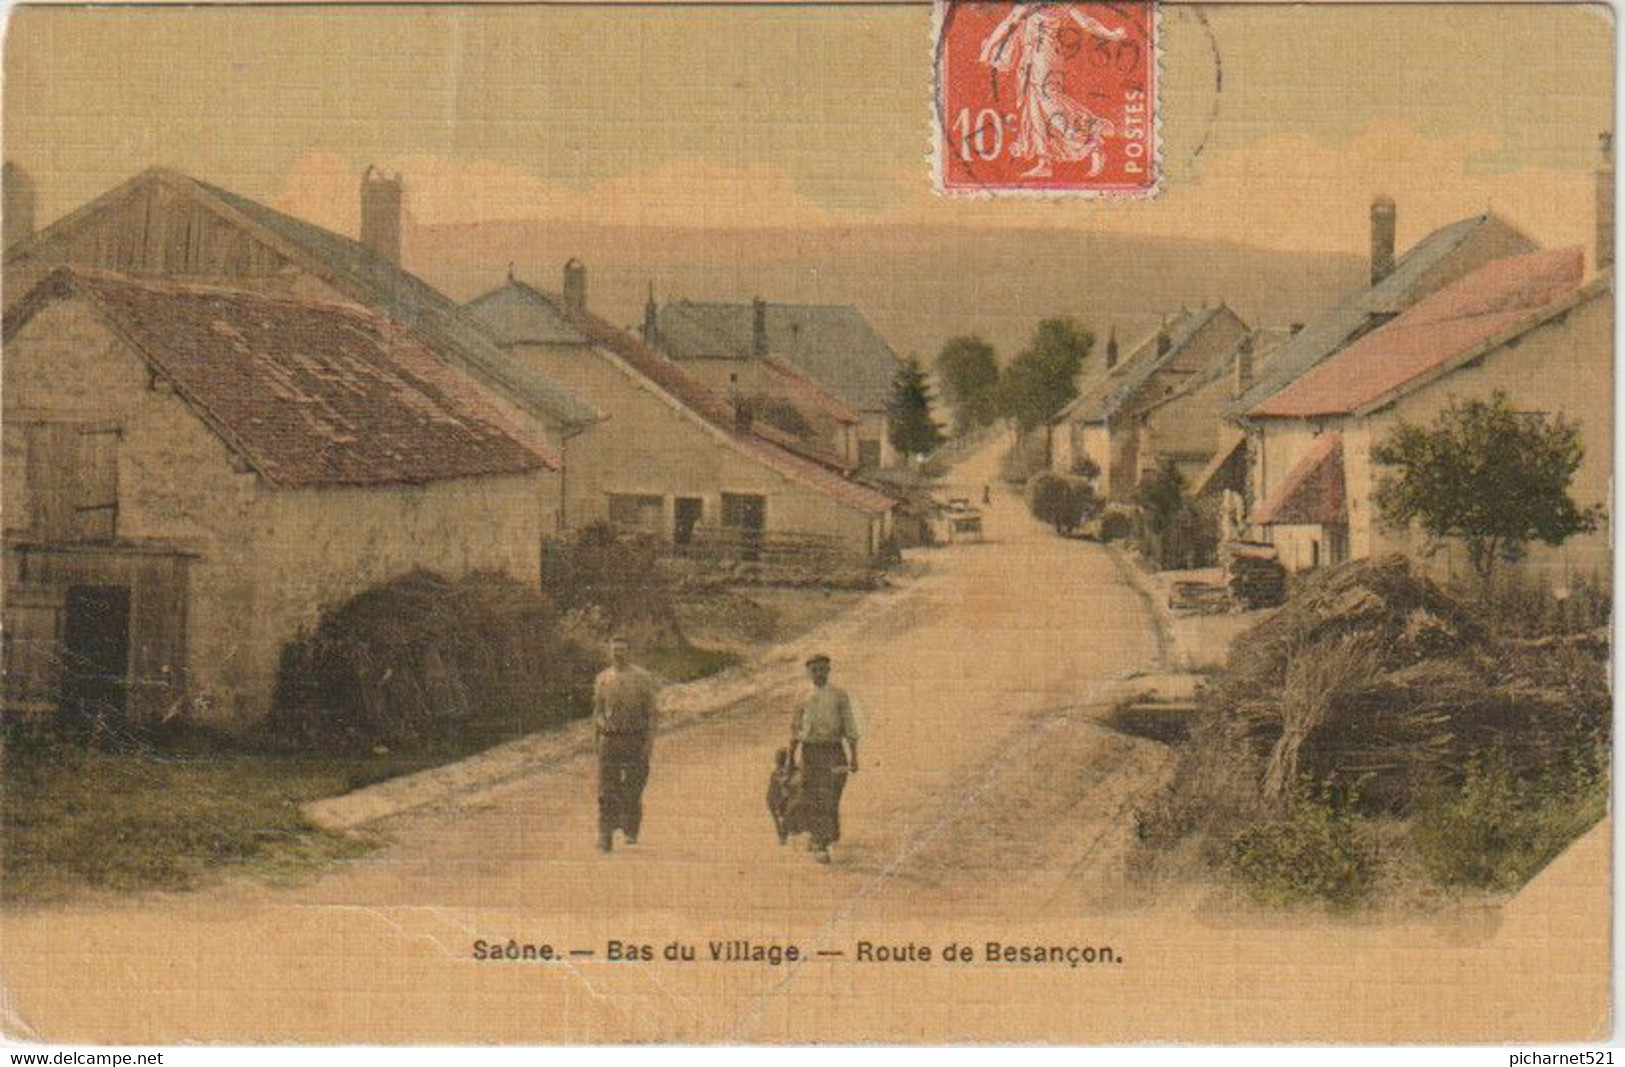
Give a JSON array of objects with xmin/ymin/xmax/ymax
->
[
  {"xmin": 26, "ymin": 422, "xmax": 120, "ymax": 543},
  {"xmin": 857, "ymin": 439, "xmax": 882, "ymax": 469},
  {"xmin": 607, "ymin": 493, "xmax": 664, "ymax": 535}
]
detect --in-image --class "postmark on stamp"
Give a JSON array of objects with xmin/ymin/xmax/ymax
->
[{"xmin": 933, "ymin": 1, "xmax": 1160, "ymax": 197}]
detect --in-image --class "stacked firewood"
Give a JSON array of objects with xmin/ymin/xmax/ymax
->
[{"xmin": 1222, "ymin": 541, "xmax": 1286, "ymax": 609}]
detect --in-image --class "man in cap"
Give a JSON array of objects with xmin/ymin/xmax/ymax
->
[
  {"xmin": 790, "ymin": 653, "xmax": 861, "ymax": 864},
  {"xmin": 593, "ymin": 635, "xmax": 662, "ymax": 853}
]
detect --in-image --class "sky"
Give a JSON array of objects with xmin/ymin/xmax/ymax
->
[{"xmin": 2, "ymin": 3, "xmax": 1616, "ymax": 256}]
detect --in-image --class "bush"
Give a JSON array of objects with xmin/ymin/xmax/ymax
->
[
  {"xmin": 1411, "ymin": 743, "xmax": 1608, "ymax": 891},
  {"xmin": 543, "ymin": 523, "xmax": 683, "ymax": 648},
  {"xmin": 1228, "ymin": 781, "xmax": 1374, "ymax": 912},
  {"xmin": 1098, "ymin": 506, "xmax": 1136, "ymax": 543},
  {"xmin": 1028, "ymin": 471, "xmax": 1096, "ymax": 534},
  {"xmin": 270, "ymin": 570, "xmax": 597, "ymax": 752}
]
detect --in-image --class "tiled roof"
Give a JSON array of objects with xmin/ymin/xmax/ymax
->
[
  {"xmin": 465, "ymin": 281, "xmax": 894, "ymax": 515},
  {"xmin": 1230, "ymin": 214, "xmax": 1536, "ymax": 416},
  {"xmin": 1249, "ymin": 433, "xmax": 1345, "ymax": 526},
  {"xmin": 655, "ymin": 300, "xmax": 899, "ymax": 413},
  {"xmin": 1054, "ymin": 305, "xmax": 1227, "ymax": 424},
  {"xmin": 1251, "ymin": 248, "xmax": 1585, "ymax": 419},
  {"xmin": 6, "ymin": 268, "xmax": 555, "ymax": 488},
  {"xmin": 6, "ymin": 168, "xmax": 601, "ymax": 429},
  {"xmin": 758, "ymin": 356, "xmax": 862, "ymax": 425}
]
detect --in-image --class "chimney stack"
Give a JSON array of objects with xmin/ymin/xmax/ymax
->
[
  {"xmin": 1596, "ymin": 132, "xmax": 1614, "ymax": 274},
  {"xmin": 359, "ymin": 165, "xmax": 403, "ymax": 265},
  {"xmin": 1370, "ymin": 194, "xmax": 1397, "ymax": 286},
  {"xmin": 641, "ymin": 282, "xmax": 659, "ymax": 345},
  {"xmin": 1231, "ymin": 334, "xmax": 1256, "ymax": 398},
  {"xmin": 751, "ymin": 297, "xmax": 768, "ymax": 357},
  {"xmin": 562, "ymin": 258, "xmax": 587, "ymax": 310},
  {"xmin": 729, "ymin": 373, "xmax": 754, "ymax": 431},
  {"xmin": 1105, "ymin": 324, "xmax": 1119, "ymax": 369}
]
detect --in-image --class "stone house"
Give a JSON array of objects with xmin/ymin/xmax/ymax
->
[
  {"xmin": 1241, "ymin": 247, "xmax": 1611, "ymax": 581},
  {"xmin": 3, "ymin": 166, "xmax": 602, "ymax": 532},
  {"xmin": 2, "ymin": 268, "xmax": 554, "ymax": 729},
  {"xmin": 1047, "ymin": 304, "xmax": 1250, "ymax": 500},
  {"xmin": 650, "ymin": 297, "xmax": 901, "ymax": 469},
  {"xmin": 465, "ymin": 269, "xmax": 896, "ymax": 558}
]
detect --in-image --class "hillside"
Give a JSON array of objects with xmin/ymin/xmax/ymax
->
[{"xmin": 407, "ymin": 219, "xmax": 1366, "ymax": 362}]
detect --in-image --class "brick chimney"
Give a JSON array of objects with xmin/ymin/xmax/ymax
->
[
  {"xmin": 1105, "ymin": 324, "xmax": 1119, "ymax": 369},
  {"xmin": 752, "ymin": 297, "xmax": 768, "ymax": 357},
  {"xmin": 563, "ymin": 258, "xmax": 587, "ymax": 310},
  {"xmin": 1370, "ymin": 194, "xmax": 1397, "ymax": 285},
  {"xmin": 1596, "ymin": 132, "xmax": 1614, "ymax": 273},
  {"xmin": 3, "ymin": 161, "xmax": 35, "ymax": 251},
  {"xmin": 359, "ymin": 165, "xmax": 403, "ymax": 265}
]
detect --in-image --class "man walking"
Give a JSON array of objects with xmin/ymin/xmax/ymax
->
[
  {"xmin": 593, "ymin": 636, "xmax": 661, "ymax": 853},
  {"xmin": 790, "ymin": 653, "xmax": 861, "ymax": 864}
]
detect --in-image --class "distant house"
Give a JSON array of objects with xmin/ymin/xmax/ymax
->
[
  {"xmin": 1241, "ymin": 247, "xmax": 1611, "ymax": 579},
  {"xmin": 2, "ymin": 268, "xmax": 555, "ymax": 728},
  {"xmin": 651, "ymin": 298, "xmax": 901, "ymax": 469},
  {"xmin": 1048, "ymin": 304, "xmax": 1249, "ymax": 500},
  {"xmin": 465, "ymin": 268, "xmax": 896, "ymax": 558},
  {"xmin": 3, "ymin": 166, "xmax": 602, "ymax": 532}
]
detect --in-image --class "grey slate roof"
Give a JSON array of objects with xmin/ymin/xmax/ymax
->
[
  {"xmin": 1054, "ymin": 305, "xmax": 1226, "ymax": 424},
  {"xmin": 655, "ymin": 300, "xmax": 900, "ymax": 413},
  {"xmin": 463, "ymin": 277, "xmax": 591, "ymax": 347},
  {"xmin": 190, "ymin": 177, "xmax": 601, "ymax": 429},
  {"xmin": 1228, "ymin": 214, "xmax": 1527, "ymax": 417}
]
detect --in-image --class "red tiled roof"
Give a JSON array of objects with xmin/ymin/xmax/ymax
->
[
  {"xmin": 7, "ymin": 268, "xmax": 557, "ymax": 488},
  {"xmin": 551, "ymin": 302, "xmax": 895, "ymax": 515},
  {"xmin": 1251, "ymin": 248, "xmax": 1585, "ymax": 419},
  {"xmin": 759, "ymin": 356, "xmax": 862, "ymax": 425},
  {"xmin": 1249, "ymin": 433, "xmax": 1346, "ymax": 526}
]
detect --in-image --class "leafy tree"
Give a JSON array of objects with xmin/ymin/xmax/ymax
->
[
  {"xmin": 1372, "ymin": 392, "xmax": 1599, "ymax": 582},
  {"xmin": 936, "ymin": 335, "xmax": 1001, "ymax": 433},
  {"xmin": 999, "ymin": 318, "xmax": 1094, "ymax": 432},
  {"xmin": 1139, "ymin": 459, "xmax": 1188, "ymax": 538},
  {"xmin": 1028, "ymin": 471, "xmax": 1097, "ymax": 535},
  {"xmin": 886, "ymin": 356, "xmax": 947, "ymax": 458}
]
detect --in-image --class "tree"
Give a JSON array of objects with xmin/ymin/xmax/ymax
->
[
  {"xmin": 999, "ymin": 318, "xmax": 1094, "ymax": 432},
  {"xmin": 936, "ymin": 335, "xmax": 1001, "ymax": 434},
  {"xmin": 1028, "ymin": 471, "xmax": 1098, "ymax": 535},
  {"xmin": 1139, "ymin": 459, "xmax": 1188, "ymax": 538},
  {"xmin": 886, "ymin": 356, "xmax": 947, "ymax": 459},
  {"xmin": 1372, "ymin": 391, "xmax": 1599, "ymax": 582}
]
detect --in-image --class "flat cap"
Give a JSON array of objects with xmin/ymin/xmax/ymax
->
[{"xmin": 804, "ymin": 653, "xmax": 831, "ymax": 666}]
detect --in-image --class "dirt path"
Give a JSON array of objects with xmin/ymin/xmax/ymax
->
[{"xmin": 0, "ymin": 432, "xmax": 1610, "ymax": 1044}]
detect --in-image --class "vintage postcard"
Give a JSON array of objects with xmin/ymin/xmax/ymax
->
[{"xmin": 0, "ymin": 0, "xmax": 1613, "ymax": 1047}]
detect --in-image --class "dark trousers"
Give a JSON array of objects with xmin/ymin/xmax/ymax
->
[
  {"xmin": 800, "ymin": 741, "xmax": 848, "ymax": 849},
  {"xmin": 598, "ymin": 733, "xmax": 650, "ymax": 838}
]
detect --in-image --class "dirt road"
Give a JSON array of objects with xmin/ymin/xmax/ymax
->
[{"xmin": 1, "ymin": 432, "xmax": 1607, "ymax": 1043}]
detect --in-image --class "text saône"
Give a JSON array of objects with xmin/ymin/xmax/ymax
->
[{"xmin": 472, "ymin": 939, "xmax": 1120, "ymax": 968}]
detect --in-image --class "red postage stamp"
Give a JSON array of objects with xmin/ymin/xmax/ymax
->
[{"xmin": 933, "ymin": 1, "xmax": 1159, "ymax": 197}]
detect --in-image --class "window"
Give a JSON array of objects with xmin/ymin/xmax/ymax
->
[
  {"xmin": 857, "ymin": 439, "xmax": 882, "ymax": 469},
  {"xmin": 26, "ymin": 422, "xmax": 120, "ymax": 542},
  {"xmin": 673, "ymin": 498, "xmax": 703, "ymax": 545},
  {"xmin": 607, "ymin": 493, "xmax": 664, "ymax": 535}
]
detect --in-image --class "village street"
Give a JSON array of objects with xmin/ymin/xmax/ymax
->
[
  {"xmin": 0, "ymin": 432, "xmax": 1610, "ymax": 1044},
  {"xmin": 0, "ymin": 432, "xmax": 1184, "ymax": 1039}
]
